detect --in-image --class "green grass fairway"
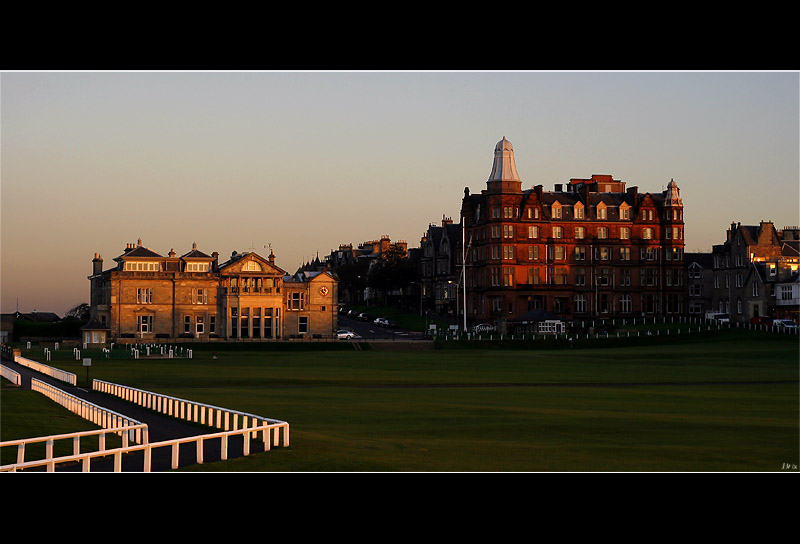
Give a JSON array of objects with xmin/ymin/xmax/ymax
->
[{"xmin": 4, "ymin": 330, "xmax": 798, "ymax": 471}]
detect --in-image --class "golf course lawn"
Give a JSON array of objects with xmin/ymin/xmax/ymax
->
[{"xmin": 3, "ymin": 330, "xmax": 798, "ymax": 471}]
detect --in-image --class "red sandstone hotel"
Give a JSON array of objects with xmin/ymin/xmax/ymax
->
[{"xmin": 460, "ymin": 138, "xmax": 685, "ymax": 324}]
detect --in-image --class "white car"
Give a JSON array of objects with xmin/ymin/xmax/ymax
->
[
  {"xmin": 374, "ymin": 317, "xmax": 389, "ymax": 326},
  {"xmin": 773, "ymin": 319, "xmax": 798, "ymax": 329},
  {"xmin": 336, "ymin": 330, "xmax": 358, "ymax": 339}
]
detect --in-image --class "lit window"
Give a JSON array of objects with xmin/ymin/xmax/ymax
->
[
  {"xmin": 552, "ymin": 226, "xmax": 562, "ymax": 238},
  {"xmin": 575, "ymin": 226, "xmax": 585, "ymax": 239},
  {"xmin": 598, "ymin": 227, "xmax": 608, "ymax": 239},
  {"xmin": 137, "ymin": 288, "xmax": 153, "ymax": 304},
  {"xmin": 620, "ymin": 227, "xmax": 630, "ymax": 239}
]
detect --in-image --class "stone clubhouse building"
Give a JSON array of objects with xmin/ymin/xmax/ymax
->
[{"xmin": 83, "ymin": 239, "xmax": 338, "ymax": 344}]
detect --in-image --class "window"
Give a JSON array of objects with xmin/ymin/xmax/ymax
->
[
  {"xmin": 528, "ymin": 246, "xmax": 539, "ymax": 260},
  {"xmin": 574, "ymin": 294, "xmax": 587, "ymax": 313},
  {"xmin": 527, "ymin": 208, "xmax": 539, "ymax": 219},
  {"xmin": 503, "ymin": 267, "xmax": 514, "ymax": 287},
  {"xmin": 782, "ymin": 285, "xmax": 793, "ymax": 300},
  {"xmin": 231, "ymin": 308, "xmax": 238, "ymax": 338},
  {"xmin": 528, "ymin": 268, "xmax": 540, "ymax": 285},
  {"xmin": 643, "ymin": 228, "xmax": 653, "ymax": 240},
  {"xmin": 185, "ymin": 262, "xmax": 209, "ymax": 272},
  {"xmin": 289, "ymin": 292, "xmax": 305, "ymax": 310},
  {"xmin": 491, "ymin": 267, "xmax": 500, "ymax": 286},
  {"xmin": 620, "ymin": 295, "xmax": 632, "ymax": 313},
  {"xmin": 196, "ymin": 316, "xmax": 204, "ymax": 334},
  {"xmin": 503, "ymin": 225, "xmax": 514, "ymax": 238},
  {"xmin": 575, "ymin": 268, "xmax": 586, "ymax": 286},
  {"xmin": 554, "ymin": 246, "xmax": 565, "ymax": 260},
  {"xmin": 575, "ymin": 226, "xmax": 585, "ymax": 239},
  {"xmin": 210, "ymin": 316, "xmax": 216, "ymax": 334},
  {"xmin": 553, "ymin": 267, "xmax": 567, "ymax": 285},
  {"xmin": 620, "ymin": 206, "xmax": 630, "ymax": 220},
  {"xmin": 620, "ymin": 247, "xmax": 631, "ymax": 261},
  {"xmin": 503, "ymin": 207, "xmax": 514, "ymax": 218},
  {"xmin": 597, "ymin": 247, "xmax": 611, "ymax": 261},
  {"xmin": 492, "ymin": 207, "xmax": 500, "ymax": 219},
  {"xmin": 574, "ymin": 206, "xmax": 584, "ymax": 219},
  {"xmin": 193, "ymin": 288, "xmax": 208, "ymax": 304},
  {"xmin": 184, "ymin": 315, "xmax": 191, "ymax": 334},
  {"xmin": 597, "ymin": 205, "xmax": 607, "ymax": 220},
  {"xmin": 252, "ymin": 308, "xmax": 261, "ymax": 338},
  {"xmin": 574, "ymin": 246, "xmax": 586, "ymax": 261},
  {"xmin": 503, "ymin": 246, "xmax": 514, "ymax": 260},
  {"xmin": 552, "ymin": 204, "xmax": 562, "ymax": 218},
  {"xmin": 597, "ymin": 227, "xmax": 608, "ymax": 239},
  {"xmin": 491, "ymin": 225, "xmax": 500, "ymax": 238},
  {"xmin": 299, "ymin": 316, "xmax": 308, "ymax": 334},
  {"xmin": 552, "ymin": 226, "xmax": 562, "ymax": 238},
  {"xmin": 126, "ymin": 261, "xmax": 160, "ymax": 271},
  {"xmin": 137, "ymin": 288, "xmax": 153, "ymax": 304},
  {"xmin": 620, "ymin": 227, "xmax": 630, "ymax": 240},
  {"xmin": 240, "ymin": 308, "xmax": 249, "ymax": 338},
  {"xmin": 137, "ymin": 315, "xmax": 153, "ymax": 333},
  {"xmin": 621, "ymin": 269, "xmax": 631, "ymax": 286},
  {"xmin": 528, "ymin": 225, "xmax": 539, "ymax": 239}
]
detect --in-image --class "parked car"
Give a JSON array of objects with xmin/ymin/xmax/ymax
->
[
  {"xmin": 472, "ymin": 323, "xmax": 496, "ymax": 333},
  {"xmin": 357, "ymin": 312, "xmax": 370, "ymax": 321},
  {"xmin": 384, "ymin": 320, "xmax": 398, "ymax": 328},
  {"xmin": 336, "ymin": 329, "xmax": 359, "ymax": 339},
  {"xmin": 706, "ymin": 313, "xmax": 729, "ymax": 323},
  {"xmin": 374, "ymin": 317, "xmax": 389, "ymax": 326},
  {"xmin": 750, "ymin": 316, "xmax": 771, "ymax": 325},
  {"xmin": 773, "ymin": 319, "xmax": 798, "ymax": 329}
]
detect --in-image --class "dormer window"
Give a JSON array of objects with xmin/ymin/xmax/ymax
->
[
  {"xmin": 185, "ymin": 262, "xmax": 209, "ymax": 272},
  {"xmin": 597, "ymin": 202, "xmax": 607, "ymax": 220},
  {"xmin": 126, "ymin": 261, "xmax": 160, "ymax": 271},
  {"xmin": 620, "ymin": 203, "xmax": 630, "ymax": 220},
  {"xmin": 552, "ymin": 202, "xmax": 562, "ymax": 219},
  {"xmin": 574, "ymin": 203, "xmax": 584, "ymax": 219}
]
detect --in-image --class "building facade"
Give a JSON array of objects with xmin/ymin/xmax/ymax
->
[
  {"xmin": 685, "ymin": 253, "xmax": 714, "ymax": 317},
  {"xmin": 711, "ymin": 221, "xmax": 800, "ymax": 324},
  {"xmin": 86, "ymin": 240, "xmax": 337, "ymax": 343},
  {"xmin": 460, "ymin": 137, "xmax": 686, "ymax": 326},
  {"xmin": 419, "ymin": 216, "xmax": 462, "ymax": 316}
]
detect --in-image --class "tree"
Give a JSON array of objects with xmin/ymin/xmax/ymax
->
[{"xmin": 64, "ymin": 302, "xmax": 90, "ymax": 320}]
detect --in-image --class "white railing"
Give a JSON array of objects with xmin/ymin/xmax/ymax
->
[
  {"xmin": 13, "ymin": 354, "xmax": 76, "ymax": 386},
  {"xmin": 0, "ymin": 423, "xmax": 148, "ymax": 471},
  {"xmin": 0, "ymin": 421, "xmax": 284, "ymax": 472},
  {"xmin": 1, "ymin": 364, "xmax": 21, "ymax": 386},
  {"xmin": 31, "ymin": 378, "xmax": 148, "ymax": 444},
  {"xmin": 93, "ymin": 379, "xmax": 290, "ymax": 446}
]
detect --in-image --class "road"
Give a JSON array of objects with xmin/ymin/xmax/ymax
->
[{"xmin": 337, "ymin": 314, "xmax": 426, "ymax": 341}]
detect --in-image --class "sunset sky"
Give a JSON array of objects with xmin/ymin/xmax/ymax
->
[{"xmin": 2, "ymin": 71, "xmax": 798, "ymax": 316}]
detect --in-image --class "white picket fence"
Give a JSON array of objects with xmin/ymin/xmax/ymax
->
[
  {"xmin": 1, "ymin": 364, "xmax": 21, "ymax": 386},
  {"xmin": 1, "ymin": 378, "xmax": 289, "ymax": 472},
  {"xmin": 13, "ymin": 354, "xmax": 76, "ymax": 386},
  {"xmin": 93, "ymin": 379, "xmax": 289, "ymax": 445}
]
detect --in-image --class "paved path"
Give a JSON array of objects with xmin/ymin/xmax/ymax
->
[{"xmin": 1, "ymin": 355, "xmax": 267, "ymax": 472}]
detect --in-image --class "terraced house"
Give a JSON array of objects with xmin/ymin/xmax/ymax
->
[
  {"xmin": 460, "ymin": 137, "xmax": 686, "ymax": 325},
  {"xmin": 84, "ymin": 239, "xmax": 337, "ymax": 344}
]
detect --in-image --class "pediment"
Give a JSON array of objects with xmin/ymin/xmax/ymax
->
[{"xmin": 219, "ymin": 252, "xmax": 286, "ymax": 276}]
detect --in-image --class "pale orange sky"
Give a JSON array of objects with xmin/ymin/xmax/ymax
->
[{"xmin": 2, "ymin": 71, "xmax": 798, "ymax": 315}]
